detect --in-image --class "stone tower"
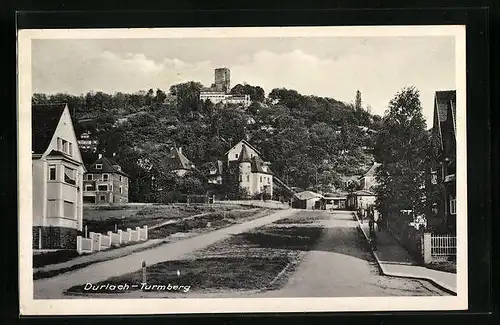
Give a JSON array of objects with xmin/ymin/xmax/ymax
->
[
  {"xmin": 214, "ymin": 67, "xmax": 231, "ymax": 93},
  {"xmin": 238, "ymin": 144, "xmax": 252, "ymax": 197}
]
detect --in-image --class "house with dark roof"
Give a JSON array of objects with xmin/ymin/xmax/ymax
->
[
  {"xmin": 358, "ymin": 162, "xmax": 381, "ymax": 191},
  {"xmin": 432, "ymin": 90, "xmax": 457, "ymax": 231},
  {"xmin": 236, "ymin": 143, "xmax": 274, "ymax": 197},
  {"xmin": 164, "ymin": 147, "xmax": 196, "ymax": 177},
  {"xmin": 212, "ymin": 139, "xmax": 274, "ymax": 198},
  {"xmin": 83, "ymin": 154, "xmax": 130, "ymax": 204},
  {"xmin": 32, "ymin": 103, "xmax": 86, "ymax": 250}
]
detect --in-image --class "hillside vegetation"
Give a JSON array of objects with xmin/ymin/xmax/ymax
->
[{"xmin": 33, "ymin": 83, "xmax": 381, "ymax": 202}]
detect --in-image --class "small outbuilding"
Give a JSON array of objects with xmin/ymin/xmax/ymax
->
[{"xmin": 292, "ymin": 191, "xmax": 324, "ymax": 210}]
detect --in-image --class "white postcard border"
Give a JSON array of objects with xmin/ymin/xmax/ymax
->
[{"xmin": 18, "ymin": 25, "xmax": 468, "ymax": 315}]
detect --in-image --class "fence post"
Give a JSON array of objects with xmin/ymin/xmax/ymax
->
[
  {"xmin": 90, "ymin": 232, "xmax": 101, "ymax": 252},
  {"xmin": 135, "ymin": 227, "xmax": 141, "ymax": 241},
  {"xmin": 38, "ymin": 228, "xmax": 42, "ymax": 249},
  {"xmin": 118, "ymin": 229, "xmax": 123, "ymax": 244},
  {"xmin": 76, "ymin": 235, "xmax": 82, "ymax": 254},
  {"xmin": 127, "ymin": 228, "xmax": 132, "ymax": 242},
  {"xmin": 143, "ymin": 225, "xmax": 148, "ymax": 240},
  {"xmin": 423, "ymin": 232, "xmax": 432, "ymax": 264}
]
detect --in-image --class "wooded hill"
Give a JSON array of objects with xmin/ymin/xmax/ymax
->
[{"xmin": 33, "ymin": 83, "xmax": 382, "ymax": 202}]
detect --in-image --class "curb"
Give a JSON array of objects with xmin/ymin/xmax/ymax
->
[{"xmin": 353, "ymin": 213, "xmax": 457, "ymax": 295}]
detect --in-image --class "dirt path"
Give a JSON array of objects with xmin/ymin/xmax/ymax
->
[{"xmin": 259, "ymin": 210, "xmax": 449, "ymax": 297}]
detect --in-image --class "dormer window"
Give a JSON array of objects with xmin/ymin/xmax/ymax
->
[
  {"xmin": 114, "ymin": 165, "xmax": 121, "ymax": 171},
  {"xmin": 87, "ymin": 174, "xmax": 93, "ymax": 181},
  {"xmin": 235, "ymin": 154, "xmax": 239, "ymax": 159},
  {"xmin": 96, "ymin": 164, "xmax": 102, "ymax": 170},
  {"xmin": 103, "ymin": 174, "xmax": 109, "ymax": 181}
]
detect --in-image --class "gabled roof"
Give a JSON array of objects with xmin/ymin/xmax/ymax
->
[
  {"xmin": 435, "ymin": 90, "xmax": 456, "ymax": 124},
  {"xmin": 433, "ymin": 90, "xmax": 457, "ymax": 150},
  {"xmin": 225, "ymin": 139, "xmax": 262, "ymax": 156},
  {"xmin": 294, "ymin": 191, "xmax": 323, "ymax": 200},
  {"xmin": 165, "ymin": 147, "xmax": 195, "ymax": 171},
  {"xmin": 32, "ymin": 103, "xmax": 67, "ymax": 154},
  {"xmin": 87, "ymin": 156, "xmax": 129, "ymax": 177}
]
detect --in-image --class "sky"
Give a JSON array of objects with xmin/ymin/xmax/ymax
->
[{"xmin": 31, "ymin": 36, "xmax": 456, "ymax": 125}]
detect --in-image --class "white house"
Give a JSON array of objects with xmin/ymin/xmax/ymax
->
[
  {"xmin": 32, "ymin": 103, "xmax": 86, "ymax": 250},
  {"xmin": 224, "ymin": 140, "xmax": 274, "ymax": 198}
]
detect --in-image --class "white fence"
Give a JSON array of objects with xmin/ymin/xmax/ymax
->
[
  {"xmin": 77, "ymin": 225, "xmax": 148, "ymax": 255},
  {"xmin": 421, "ymin": 233, "xmax": 457, "ymax": 263}
]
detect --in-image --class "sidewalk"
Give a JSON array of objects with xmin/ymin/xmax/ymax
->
[
  {"xmin": 34, "ymin": 208, "xmax": 298, "ymax": 299},
  {"xmin": 34, "ymin": 208, "xmax": 263, "ymax": 279},
  {"xmin": 355, "ymin": 214, "xmax": 457, "ymax": 295}
]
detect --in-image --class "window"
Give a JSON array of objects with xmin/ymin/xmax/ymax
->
[
  {"xmin": 246, "ymin": 175, "xmax": 250, "ymax": 182},
  {"xmin": 49, "ymin": 166, "xmax": 56, "ymax": 180},
  {"xmin": 87, "ymin": 174, "xmax": 93, "ymax": 181},
  {"xmin": 119, "ymin": 186, "xmax": 123, "ymax": 194},
  {"xmin": 110, "ymin": 185, "xmax": 113, "ymax": 191},
  {"xmin": 103, "ymin": 174, "xmax": 109, "ymax": 181},
  {"xmin": 260, "ymin": 176, "xmax": 262, "ymax": 182},
  {"xmin": 119, "ymin": 175, "xmax": 122, "ymax": 182},
  {"xmin": 85, "ymin": 184, "xmax": 94, "ymax": 191},
  {"xmin": 96, "ymin": 164, "xmax": 102, "ymax": 169},
  {"xmin": 239, "ymin": 175, "xmax": 242, "ymax": 182},
  {"xmin": 98, "ymin": 185, "xmax": 108, "ymax": 191},
  {"xmin": 68, "ymin": 142, "xmax": 73, "ymax": 156},
  {"xmin": 450, "ymin": 197, "xmax": 457, "ymax": 215},
  {"xmin": 64, "ymin": 166, "xmax": 76, "ymax": 185},
  {"xmin": 268, "ymin": 177, "xmax": 270, "ymax": 184},
  {"xmin": 47, "ymin": 199, "xmax": 57, "ymax": 217},
  {"xmin": 100, "ymin": 195, "xmax": 106, "ymax": 201},
  {"xmin": 63, "ymin": 200, "xmax": 75, "ymax": 218},
  {"xmin": 235, "ymin": 154, "xmax": 239, "ymax": 159}
]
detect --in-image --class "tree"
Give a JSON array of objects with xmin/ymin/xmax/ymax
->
[
  {"xmin": 169, "ymin": 81, "xmax": 203, "ymax": 116},
  {"xmin": 155, "ymin": 88, "xmax": 167, "ymax": 104},
  {"xmin": 374, "ymin": 86, "xmax": 429, "ymax": 221},
  {"xmin": 355, "ymin": 90, "xmax": 362, "ymax": 111}
]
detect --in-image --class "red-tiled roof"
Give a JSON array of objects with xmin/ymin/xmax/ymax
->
[{"xmin": 32, "ymin": 103, "xmax": 67, "ymax": 154}]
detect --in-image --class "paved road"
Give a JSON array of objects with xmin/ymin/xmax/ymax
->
[
  {"xmin": 33, "ymin": 208, "xmax": 297, "ymax": 299},
  {"xmin": 260, "ymin": 210, "xmax": 448, "ymax": 297}
]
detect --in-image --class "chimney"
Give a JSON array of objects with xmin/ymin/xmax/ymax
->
[{"xmin": 98, "ymin": 153, "xmax": 102, "ymax": 159}]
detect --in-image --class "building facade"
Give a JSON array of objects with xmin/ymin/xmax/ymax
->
[
  {"xmin": 347, "ymin": 190, "xmax": 377, "ymax": 210},
  {"xmin": 210, "ymin": 140, "xmax": 273, "ymax": 199},
  {"xmin": 214, "ymin": 67, "xmax": 231, "ymax": 93},
  {"xmin": 83, "ymin": 155, "xmax": 129, "ymax": 204},
  {"xmin": 77, "ymin": 131, "xmax": 99, "ymax": 152},
  {"xmin": 32, "ymin": 103, "xmax": 86, "ymax": 249},
  {"xmin": 199, "ymin": 68, "xmax": 251, "ymax": 107},
  {"xmin": 432, "ymin": 90, "xmax": 457, "ymax": 232}
]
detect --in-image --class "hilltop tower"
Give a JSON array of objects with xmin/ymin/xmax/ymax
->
[
  {"xmin": 214, "ymin": 67, "xmax": 231, "ymax": 93},
  {"xmin": 238, "ymin": 144, "xmax": 252, "ymax": 197}
]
